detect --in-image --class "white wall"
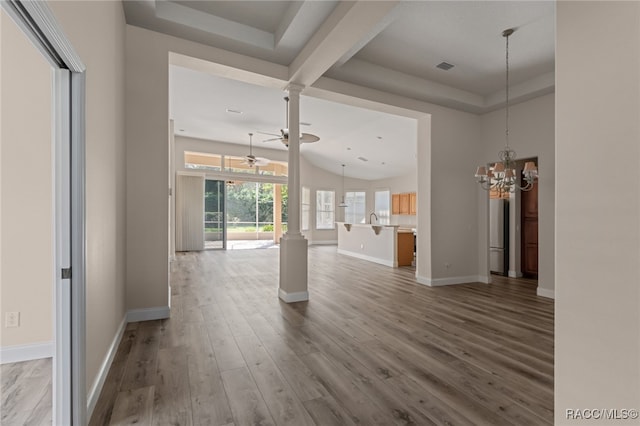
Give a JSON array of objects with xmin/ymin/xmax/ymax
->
[
  {"xmin": 556, "ymin": 2, "xmax": 640, "ymax": 423},
  {"xmin": 479, "ymin": 93, "xmax": 555, "ymax": 296},
  {"xmin": 0, "ymin": 10, "xmax": 53, "ymax": 350},
  {"xmin": 301, "ymin": 156, "xmax": 346, "ymax": 243},
  {"xmin": 425, "ymin": 105, "xmax": 481, "ymax": 284},
  {"xmin": 48, "ymin": 0, "xmax": 127, "ymax": 393}
]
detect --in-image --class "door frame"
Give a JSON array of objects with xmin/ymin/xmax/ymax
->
[{"xmin": 1, "ymin": 1, "xmax": 86, "ymax": 424}]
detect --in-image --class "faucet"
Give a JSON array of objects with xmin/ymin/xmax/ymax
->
[{"xmin": 369, "ymin": 212, "xmax": 378, "ymax": 224}]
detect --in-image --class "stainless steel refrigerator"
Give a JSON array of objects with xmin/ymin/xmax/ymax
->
[{"xmin": 489, "ymin": 198, "xmax": 509, "ymax": 275}]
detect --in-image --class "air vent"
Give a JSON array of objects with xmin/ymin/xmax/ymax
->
[
  {"xmin": 436, "ymin": 62, "xmax": 455, "ymax": 71},
  {"xmin": 357, "ymin": 156, "xmax": 368, "ymax": 162},
  {"xmin": 300, "ymin": 122, "xmax": 312, "ymax": 126},
  {"xmin": 225, "ymin": 108, "xmax": 243, "ymax": 114}
]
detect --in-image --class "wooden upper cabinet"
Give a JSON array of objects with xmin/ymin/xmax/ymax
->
[
  {"xmin": 399, "ymin": 193, "xmax": 410, "ymax": 215},
  {"xmin": 409, "ymin": 192, "xmax": 416, "ymax": 215},
  {"xmin": 392, "ymin": 192, "xmax": 416, "ymax": 215},
  {"xmin": 392, "ymin": 193, "xmax": 400, "ymax": 215}
]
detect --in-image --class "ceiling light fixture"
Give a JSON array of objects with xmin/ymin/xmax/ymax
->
[
  {"xmin": 339, "ymin": 164, "xmax": 348, "ymax": 208},
  {"xmin": 475, "ymin": 28, "xmax": 537, "ymax": 194}
]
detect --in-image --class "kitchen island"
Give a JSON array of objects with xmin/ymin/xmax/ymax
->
[{"xmin": 336, "ymin": 222, "xmax": 414, "ymax": 267}]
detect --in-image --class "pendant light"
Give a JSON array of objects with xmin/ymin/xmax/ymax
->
[
  {"xmin": 475, "ymin": 28, "xmax": 538, "ymax": 194},
  {"xmin": 339, "ymin": 164, "xmax": 348, "ymax": 208}
]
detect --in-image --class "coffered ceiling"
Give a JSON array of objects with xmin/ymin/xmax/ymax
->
[{"xmin": 125, "ymin": 0, "xmax": 555, "ymax": 180}]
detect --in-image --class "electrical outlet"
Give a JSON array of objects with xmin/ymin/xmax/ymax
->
[{"xmin": 5, "ymin": 312, "xmax": 20, "ymax": 328}]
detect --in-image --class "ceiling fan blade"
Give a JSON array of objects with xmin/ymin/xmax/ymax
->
[
  {"xmin": 262, "ymin": 137, "xmax": 282, "ymax": 142},
  {"xmin": 301, "ymin": 133, "xmax": 320, "ymax": 143},
  {"xmin": 254, "ymin": 157, "xmax": 270, "ymax": 166}
]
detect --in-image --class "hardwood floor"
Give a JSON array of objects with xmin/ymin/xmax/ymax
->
[
  {"xmin": 90, "ymin": 246, "xmax": 554, "ymax": 426},
  {"xmin": 0, "ymin": 358, "xmax": 52, "ymax": 425}
]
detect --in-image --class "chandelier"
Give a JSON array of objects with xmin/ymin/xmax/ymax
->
[{"xmin": 475, "ymin": 28, "xmax": 538, "ymax": 193}]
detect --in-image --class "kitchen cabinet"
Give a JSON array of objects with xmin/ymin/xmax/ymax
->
[
  {"xmin": 399, "ymin": 193, "xmax": 410, "ymax": 215},
  {"xmin": 397, "ymin": 231, "xmax": 414, "ymax": 266},
  {"xmin": 409, "ymin": 193, "xmax": 416, "ymax": 215},
  {"xmin": 392, "ymin": 192, "xmax": 416, "ymax": 215},
  {"xmin": 392, "ymin": 193, "xmax": 400, "ymax": 215}
]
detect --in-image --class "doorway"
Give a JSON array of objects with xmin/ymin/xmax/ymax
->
[{"xmin": 224, "ymin": 180, "xmax": 287, "ymax": 249}]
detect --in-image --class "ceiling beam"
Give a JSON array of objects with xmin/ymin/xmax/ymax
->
[
  {"xmin": 274, "ymin": 1, "xmax": 304, "ymax": 48},
  {"xmin": 156, "ymin": 0, "xmax": 275, "ymax": 50},
  {"xmin": 288, "ymin": 0, "xmax": 400, "ymax": 87},
  {"xmin": 333, "ymin": 3, "xmax": 403, "ymax": 68}
]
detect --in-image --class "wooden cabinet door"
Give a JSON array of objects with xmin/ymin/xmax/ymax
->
[
  {"xmin": 409, "ymin": 192, "xmax": 416, "ymax": 215},
  {"xmin": 399, "ymin": 193, "xmax": 410, "ymax": 215},
  {"xmin": 397, "ymin": 232, "xmax": 414, "ymax": 266},
  {"xmin": 521, "ymin": 181, "xmax": 538, "ymax": 278},
  {"xmin": 392, "ymin": 194, "xmax": 400, "ymax": 215}
]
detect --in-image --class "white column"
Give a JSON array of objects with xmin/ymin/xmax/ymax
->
[
  {"xmin": 278, "ymin": 84, "xmax": 308, "ymax": 303},
  {"xmin": 286, "ymin": 85, "xmax": 302, "ymax": 235}
]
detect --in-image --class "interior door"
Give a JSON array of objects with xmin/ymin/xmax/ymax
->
[
  {"xmin": 521, "ymin": 180, "xmax": 539, "ymax": 278},
  {"xmin": 2, "ymin": 2, "xmax": 87, "ymax": 423}
]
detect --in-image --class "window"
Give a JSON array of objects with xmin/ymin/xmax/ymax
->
[
  {"xmin": 345, "ymin": 191, "xmax": 366, "ymax": 223},
  {"xmin": 184, "ymin": 152, "xmax": 222, "ymax": 171},
  {"xmin": 375, "ymin": 190, "xmax": 391, "ymax": 225},
  {"xmin": 316, "ymin": 190, "xmax": 335, "ymax": 229},
  {"xmin": 301, "ymin": 187, "xmax": 310, "ymax": 231}
]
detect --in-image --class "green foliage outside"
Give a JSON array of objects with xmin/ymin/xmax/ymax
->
[{"xmin": 204, "ymin": 180, "xmax": 288, "ymax": 233}]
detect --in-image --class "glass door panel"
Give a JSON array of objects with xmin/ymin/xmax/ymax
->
[{"xmin": 205, "ymin": 179, "xmax": 225, "ymax": 249}]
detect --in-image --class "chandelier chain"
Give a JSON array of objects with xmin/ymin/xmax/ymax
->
[{"xmin": 505, "ymin": 31, "xmax": 510, "ymax": 150}]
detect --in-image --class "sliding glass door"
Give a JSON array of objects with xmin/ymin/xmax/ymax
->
[{"xmin": 204, "ymin": 179, "xmax": 225, "ymax": 249}]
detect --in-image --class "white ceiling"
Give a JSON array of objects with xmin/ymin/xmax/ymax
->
[
  {"xmin": 126, "ymin": 0, "xmax": 555, "ymax": 180},
  {"xmin": 169, "ymin": 65, "xmax": 417, "ymax": 180}
]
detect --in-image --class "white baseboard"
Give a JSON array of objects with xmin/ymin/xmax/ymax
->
[
  {"xmin": 0, "ymin": 341, "xmax": 53, "ymax": 364},
  {"xmin": 508, "ymin": 270, "xmax": 523, "ymax": 278},
  {"xmin": 337, "ymin": 249, "xmax": 397, "ymax": 267},
  {"xmin": 477, "ymin": 275, "xmax": 491, "ymax": 284},
  {"xmin": 416, "ymin": 275, "xmax": 481, "ymax": 287},
  {"xmin": 309, "ymin": 240, "xmax": 338, "ymax": 246},
  {"xmin": 87, "ymin": 316, "xmax": 127, "ymax": 418},
  {"xmin": 537, "ymin": 287, "xmax": 555, "ymax": 299},
  {"xmin": 278, "ymin": 289, "xmax": 309, "ymax": 303},
  {"xmin": 126, "ymin": 306, "xmax": 170, "ymax": 323}
]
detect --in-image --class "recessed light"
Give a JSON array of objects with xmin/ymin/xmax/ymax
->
[
  {"xmin": 357, "ymin": 156, "xmax": 368, "ymax": 162},
  {"xmin": 377, "ymin": 136, "xmax": 382, "ymax": 140},
  {"xmin": 381, "ymin": 162, "xmax": 386, "ymax": 165},
  {"xmin": 347, "ymin": 147, "xmax": 352, "ymax": 150},
  {"xmin": 179, "ymin": 129, "xmax": 185, "ymax": 132},
  {"xmin": 226, "ymin": 108, "xmax": 243, "ymax": 114},
  {"xmin": 300, "ymin": 122, "xmax": 312, "ymax": 126}
]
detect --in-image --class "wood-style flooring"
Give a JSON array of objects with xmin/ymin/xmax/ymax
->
[
  {"xmin": 90, "ymin": 246, "xmax": 554, "ymax": 425},
  {"xmin": 0, "ymin": 358, "xmax": 52, "ymax": 425}
]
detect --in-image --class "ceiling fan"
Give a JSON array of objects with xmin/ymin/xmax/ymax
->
[
  {"xmin": 259, "ymin": 96, "xmax": 320, "ymax": 147},
  {"xmin": 242, "ymin": 133, "xmax": 270, "ymax": 167}
]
